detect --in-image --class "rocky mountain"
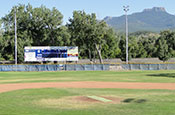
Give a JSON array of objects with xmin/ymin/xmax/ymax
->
[{"xmin": 104, "ymin": 7, "xmax": 175, "ymax": 33}]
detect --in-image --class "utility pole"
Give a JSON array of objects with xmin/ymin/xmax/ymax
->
[
  {"xmin": 123, "ymin": 6, "xmax": 129, "ymax": 64},
  {"xmin": 15, "ymin": 8, "xmax": 17, "ymax": 67}
]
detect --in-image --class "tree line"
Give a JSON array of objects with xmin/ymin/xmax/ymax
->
[{"xmin": 0, "ymin": 4, "xmax": 174, "ymax": 63}]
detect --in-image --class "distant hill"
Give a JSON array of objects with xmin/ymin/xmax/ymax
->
[{"xmin": 104, "ymin": 7, "xmax": 175, "ymax": 33}]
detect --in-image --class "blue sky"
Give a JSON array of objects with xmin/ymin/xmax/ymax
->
[{"xmin": 1, "ymin": 0, "xmax": 175, "ymax": 24}]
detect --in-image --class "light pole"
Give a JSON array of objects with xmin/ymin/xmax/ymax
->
[
  {"xmin": 15, "ymin": 8, "xmax": 17, "ymax": 66},
  {"xmin": 123, "ymin": 6, "xmax": 129, "ymax": 64}
]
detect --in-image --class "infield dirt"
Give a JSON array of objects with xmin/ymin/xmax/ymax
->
[{"xmin": 1, "ymin": 81, "xmax": 175, "ymax": 93}]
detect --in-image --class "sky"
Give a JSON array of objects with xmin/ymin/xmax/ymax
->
[{"xmin": 1, "ymin": 0, "xmax": 175, "ymax": 24}]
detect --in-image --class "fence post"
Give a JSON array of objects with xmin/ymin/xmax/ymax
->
[
  {"xmin": 129, "ymin": 64, "xmax": 132, "ymax": 70},
  {"xmin": 148, "ymin": 64, "xmax": 150, "ymax": 70},
  {"xmin": 139, "ymin": 64, "xmax": 141, "ymax": 70},
  {"xmin": 74, "ymin": 64, "xmax": 76, "ymax": 71},
  {"xmin": 84, "ymin": 65, "xmax": 86, "ymax": 71},
  {"xmin": 65, "ymin": 64, "xmax": 67, "ymax": 71}
]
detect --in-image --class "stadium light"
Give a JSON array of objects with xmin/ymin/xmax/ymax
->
[
  {"xmin": 15, "ymin": 8, "xmax": 17, "ymax": 66},
  {"xmin": 123, "ymin": 5, "xmax": 129, "ymax": 64}
]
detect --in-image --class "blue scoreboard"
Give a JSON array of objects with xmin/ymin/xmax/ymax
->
[{"xmin": 24, "ymin": 46, "xmax": 78, "ymax": 62}]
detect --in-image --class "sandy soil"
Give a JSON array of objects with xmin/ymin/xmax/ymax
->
[{"xmin": 1, "ymin": 81, "xmax": 175, "ymax": 93}]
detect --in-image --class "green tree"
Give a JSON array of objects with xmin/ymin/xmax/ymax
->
[
  {"xmin": 29, "ymin": 6, "xmax": 70, "ymax": 46},
  {"xmin": 159, "ymin": 30, "xmax": 175, "ymax": 48},
  {"xmin": 101, "ymin": 28, "xmax": 121, "ymax": 59},
  {"xmin": 1, "ymin": 4, "xmax": 69, "ymax": 62},
  {"xmin": 2, "ymin": 5, "xmax": 32, "ymax": 62},
  {"xmin": 67, "ymin": 11, "xmax": 90, "ymax": 59},
  {"xmin": 136, "ymin": 41, "xmax": 147, "ymax": 58},
  {"xmin": 118, "ymin": 35, "xmax": 127, "ymax": 61},
  {"xmin": 137, "ymin": 36, "xmax": 157, "ymax": 58},
  {"xmin": 67, "ymin": 11, "xmax": 117, "ymax": 63},
  {"xmin": 119, "ymin": 35, "xmax": 138, "ymax": 62},
  {"xmin": 158, "ymin": 30, "xmax": 175, "ymax": 57},
  {"xmin": 156, "ymin": 37, "xmax": 172, "ymax": 62}
]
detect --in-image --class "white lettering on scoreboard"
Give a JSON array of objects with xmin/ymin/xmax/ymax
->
[{"xmin": 24, "ymin": 46, "xmax": 78, "ymax": 62}]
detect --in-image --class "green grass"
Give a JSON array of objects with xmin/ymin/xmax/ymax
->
[
  {"xmin": 1, "ymin": 70, "xmax": 175, "ymax": 114},
  {"xmin": 1, "ymin": 70, "xmax": 175, "ymax": 84},
  {"xmin": 0, "ymin": 88, "xmax": 175, "ymax": 115}
]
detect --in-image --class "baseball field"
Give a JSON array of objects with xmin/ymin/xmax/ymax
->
[{"xmin": 1, "ymin": 70, "xmax": 175, "ymax": 115}]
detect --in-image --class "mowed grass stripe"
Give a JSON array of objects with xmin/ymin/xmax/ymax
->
[{"xmin": 1, "ymin": 70, "xmax": 175, "ymax": 84}]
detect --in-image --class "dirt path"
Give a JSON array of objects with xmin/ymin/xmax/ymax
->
[{"xmin": 1, "ymin": 81, "xmax": 175, "ymax": 93}]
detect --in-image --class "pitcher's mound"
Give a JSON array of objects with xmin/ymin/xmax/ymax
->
[{"xmin": 35, "ymin": 96, "xmax": 122, "ymax": 109}]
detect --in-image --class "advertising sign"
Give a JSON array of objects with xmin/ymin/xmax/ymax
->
[{"xmin": 24, "ymin": 46, "xmax": 78, "ymax": 62}]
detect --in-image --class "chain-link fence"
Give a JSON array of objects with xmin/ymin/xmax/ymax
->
[
  {"xmin": 120, "ymin": 64, "xmax": 175, "ymax": 70},
  {"xmin": 0, "ymin": 64, "xmax": 175, "ymax": 71},
  {"xmin": 0, "ymin": 65, "xmax": 59, "ymax": 71}
]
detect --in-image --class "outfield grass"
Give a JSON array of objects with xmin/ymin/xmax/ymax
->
[
  {"xmin": 0, "ymin": 88, "xmax": 175, "ymax": 115},
  {"xmin": 0, "ymin": 70, "xmax": 175, "ymax": 84},
  {"xmin": 1, "ymin": 70, "xmax": 175, "ymax": 115}
]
